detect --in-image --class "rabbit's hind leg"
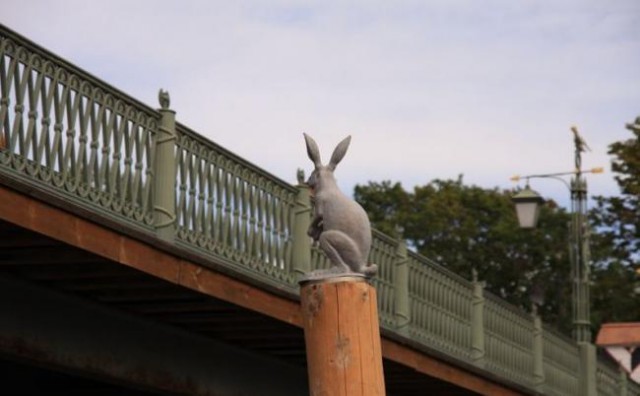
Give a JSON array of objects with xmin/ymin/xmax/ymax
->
[{"xmin": 319, "ymin": 230, "xmax": 362, "ymax": 274}]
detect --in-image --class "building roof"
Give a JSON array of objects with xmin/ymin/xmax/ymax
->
[{"xmin": 596, "ymin": 323, "xmax": 640, "ymax": 347}]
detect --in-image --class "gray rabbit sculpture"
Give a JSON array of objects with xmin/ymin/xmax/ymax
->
[{"xmin": 303, "ymin": 133, "xmax": 378, "ymax": 278}]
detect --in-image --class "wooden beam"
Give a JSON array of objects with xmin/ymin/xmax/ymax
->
[
  {"xmin": 381, "ymin": 339, "xmax": 525, "ymax": 396},
  {"xmin": 0, "ymin": 273, "xmax": 308, "ymax": 396}
]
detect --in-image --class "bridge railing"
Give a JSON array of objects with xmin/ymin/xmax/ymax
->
[
  {"xmin": 597, "ymin": 361, "xmax": 640, "ymax": 396},
  {"xmin": 598, "ymin": 363, "xmax": 621, "ymax": 396},
  {"xmin": 1, "ymin": 23, "xmax": 635, "ymax": 396},
  {"xmin": 484, "ymin": 292, "xmax": 535, "ymax": 386},
  {"xmin": 367, "ymin": 229, "xmax": 399, "ymax": 328},
  {"xmin": 406, "ymin": 250, "xmax": 473, "ymax": 361},
  {"xmin": 174, "ymin": 123, "xmax": 298, "ymax": 286},
  {"xmin": 542, "ymin": 326, "xmax": 580, "ymax": 395},
  {"xmin": 0, "ymin": 24, "xmax": 158, "ymax": 232}
]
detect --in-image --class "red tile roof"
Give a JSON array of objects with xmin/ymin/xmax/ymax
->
[{"xmin": 596, "ymin": 323, "xmax": 640, "ymax": 346}]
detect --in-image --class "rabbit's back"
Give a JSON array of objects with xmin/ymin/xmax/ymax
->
[{"xmin": 318, "ymin": 192, "xmax": 371, "ymax": 257}]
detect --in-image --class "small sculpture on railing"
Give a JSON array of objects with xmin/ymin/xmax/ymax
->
[
  {"xmin": 302, "ymin": 133, "xmax": 377, "ymax": 279},
  {"xmin": 158, "ymin": 89, "xmax": 170, "ymax": 110}
]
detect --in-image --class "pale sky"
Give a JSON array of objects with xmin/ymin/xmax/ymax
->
[{"xmin": 4, "ymin": 0, "xmax": 639, "ymax": 208}]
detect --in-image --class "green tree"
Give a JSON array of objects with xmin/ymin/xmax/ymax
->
[
  {"xmin": 355, "ymin": 177, "xmax": 574, "ymax": 333},
  {"xmin": 589, "ymin": 116, "xmax": 640, "ymax": 326}
]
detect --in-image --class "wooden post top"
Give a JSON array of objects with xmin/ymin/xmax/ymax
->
[{"xmin": 299, "ymin": 274, "xmax": 368, "ymax": 287}]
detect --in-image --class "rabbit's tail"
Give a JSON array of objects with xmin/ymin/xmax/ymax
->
[{"xmin": 361, "ymin": 263, "xmax": 378, "ymax": 277}]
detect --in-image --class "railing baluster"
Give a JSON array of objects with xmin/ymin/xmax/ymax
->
[
  {"xmin": 185, "ymin": 143, "xmax": 196, "ymax": 233},
  {"xmin": 63, "ymin": 77, "xmax": 81, "ymax": 183},
  {"xmin": 38, "ymin": 73, "xmax": 53, "ymax": 173},
  {"xmin": 2, "ymin": 48, "xmax": 19, "ymax": 155},
  {"xmin": 196, "ymin": 149, "xmax": 206, "ymax": 237},
  {"xmin": 246, "ymin": 178, "xmax": 257, "ymax": 261},
  {"xmin": 204, "ymin": 157, "xmax": 214, "ymax": 240},
  {"xmin": 76, "ymin": 85, "xmax": 93, "ymax": 189},
  {"xmin": 230, "ymin": 167, "xmax": 239, "ymax": 251},
  {"xmin": 51, "ymin": 74, "xmax": 68, "ymax": 177},
  {"xmin": 0, "ymin": 39, "xmax": 13, "ymax": 151},
  {"xmin": 12, "ymin": 55, "xmax": 29, "ymax": 162},
  {"xmin": 25, "ymin": 59, "xmax": 43, "ymax": 166},
  {"xmin": 241, "ymin": 173, "xmax": 251, "ymax": 257},
  {"xmin": 214, "ymin": 159, "xmax": 224, "ymax": 246}
]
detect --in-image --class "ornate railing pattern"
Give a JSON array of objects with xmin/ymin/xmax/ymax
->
[
  {"xmin": 1, "ymin": 24, "xmax": 636, "ymax": 396},
  {"xmin": 597, "ymin": 363, "xmax": 621, "ymax": 396},
  {"xmin": 595, "ymin": 362, "xmax": 640, "ymax": 396},
  {"xmin": 310, "ymin": 244, "xmax": 331, "ymax": 272},
  {"xmin": 542, "ymin": 328, "xmax": 580, "ymax": 395},
  {"xmin": 175, "ymin": 125, "xmax": 297, "ymax": 284},
  {"xmin": 407, "ymin": 252, "xmax": 473, "ymax": 360},
  {"xmin": 0, "ymin": 26, "xmax": 158, "ymax": 230},
  {"xmin": 368, "ymin": 230, "xmax": 398, "ymax": 328},
  {"xmin": 632, "ymin": 380, "xmax": 640, "ymax": 396},
  {"xmin": 484, "ymin": 293, "xmax": 534, "ymax": 386}
]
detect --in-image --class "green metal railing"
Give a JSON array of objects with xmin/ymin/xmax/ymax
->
[
  {"xmin": 0, "ymin": 25, "xmax": 158, "ymax": 231},
  {"xmin": 543, "ymin": 326, "xmax": 581, "ymax": 395},
  {"xmin": 484, "ymin": 293, "xmax": 535, "ymax": 386},
  {"xmin": 406, "ymin": 251, "xmax": 473, "ymax": 360},
  {"xmin": 368, "ymin": 230, "xmax": 399, "ymax": 328},
  {"xmin": 174, "ymin": 124, "xmax": 298, "ymax": 285},
  {"xmin": 2, "ymin": 23, "xmax": 639, "ymax": 396}
]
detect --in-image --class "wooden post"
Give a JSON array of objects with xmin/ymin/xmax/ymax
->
[{"xmin": 300, "ymin": 277, "xmax": 386, "ymax": 396}]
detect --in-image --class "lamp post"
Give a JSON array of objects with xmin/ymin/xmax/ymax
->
[
  {"xmin": 511, "ymin": 126, "xmax": 603, "ymax": 341},
  {"xmin": 511, "ymin": 126, "xmax": 603, "ymax": 396}
]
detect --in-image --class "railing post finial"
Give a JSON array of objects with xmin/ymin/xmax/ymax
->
[{"xmin": 159, "ymin": 89, "xmax": 170, "ymax": 110}]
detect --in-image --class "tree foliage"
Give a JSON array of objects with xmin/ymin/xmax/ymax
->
[
  {"xmin": 354, "ymin": 177, "xmax": 574, "ymax": 333},
  {"xmin": 354, "ymin": 118, "xmax": 640, "ymax": 336},
  {"xmin": 589, "ymin": 117, "xmax": 640, "ymax": 326}
]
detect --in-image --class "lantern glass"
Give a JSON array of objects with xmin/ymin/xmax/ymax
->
[
  {"xmin": 511, "ymin": 186, "xmax": 544, "ymax": 229},
  {"xmin": 515, "ymin": 200, "xmax": 541, "ymax": 228}
]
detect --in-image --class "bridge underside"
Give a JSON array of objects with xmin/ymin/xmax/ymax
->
[{"xmin": 0, "ymin": 185, "xmax": 521, "ymax": 395}]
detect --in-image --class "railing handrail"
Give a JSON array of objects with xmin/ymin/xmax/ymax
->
[
  {"xmin": 484, "ymin": 289, "xmax": 537, "ymax": 322},
  {"xmin": 176, "ymin": 123, "xmax": 297, "ymax": 194},
  {"xmin": 406, "ymin": 249, "xmax": 474, "ymax": 288}
]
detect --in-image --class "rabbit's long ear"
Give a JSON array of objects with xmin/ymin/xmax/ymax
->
[
  {"xmin": 328, "ymin": 135, "xmax": 351, "ymax": 171},
  {"xmin": 303, "ymin": 133, "xmax": 322, "ymax": 168}
]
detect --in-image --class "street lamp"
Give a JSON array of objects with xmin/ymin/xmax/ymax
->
[
  {"xmin": 511, "ymin": 185, "xmax": 544, "ymax": 229},
  {"xmin": 511, "ymin": 127, "xmax": 604, "ymax": 395},
  {"xmin": 510, "ymin": 126, "xmax": 603, "ymax": 343}
]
